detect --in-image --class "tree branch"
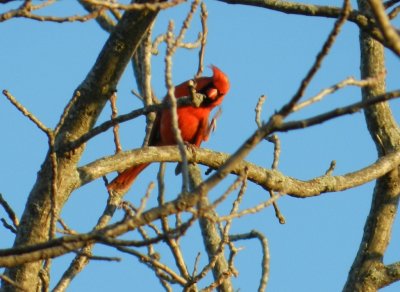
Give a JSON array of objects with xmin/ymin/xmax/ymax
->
[
  {"xmin": 218, "ymin": 0, "xmax": 385, "ymax": 44},
  {"xmin": 2, "ymin": 3, "xmax": 160, "ymax": 290},
  {"xmin": 343, "ymin": 0, "xmax": 400, "ymax": 288}
]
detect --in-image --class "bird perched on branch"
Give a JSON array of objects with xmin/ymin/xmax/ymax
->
[{"xmin": 107, "ymin": 66, "xmax": 230, "ymax": 193}]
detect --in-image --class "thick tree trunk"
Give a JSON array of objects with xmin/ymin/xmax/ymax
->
[
  {"xmin": 343, "ymin": 0, "xmax": 400, "ymax": 290},
  {"xmin": 1, "ymin": 7, "xmax": 158, "ymax": 291}
]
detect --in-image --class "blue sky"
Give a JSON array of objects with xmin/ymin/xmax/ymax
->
[{"xmin": 1, "ymin": 0, "xmax": 400, "ymax": 291}]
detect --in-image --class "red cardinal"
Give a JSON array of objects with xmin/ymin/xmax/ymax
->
[{"xmin": 107, "ymin": 66, "xmax": 230, "ymax": 192}]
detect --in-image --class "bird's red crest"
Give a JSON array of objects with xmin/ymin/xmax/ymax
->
[{"xmin": 210, "ymin": 65, "xmax": 230, "ymax": 96}]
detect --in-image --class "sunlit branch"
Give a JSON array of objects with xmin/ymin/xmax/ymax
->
[
  {"xmin": 292, "ymin": 74, "xmax": 384, "ymax": 112},
  {"xmin": 368, "ymin": 0, "xmax": 400, "ymax": 56},
  {"xmin": 279, "ymin": 0, "xmax": 351, "ymax": 116},
  {"xmin": 277, "ymin": 89, "xmax": 400, "ymax": 132},
  {"xmin": 61, "ymin": 95, "xmax": 206, "ymax": 152},
  {"xmin": 230, "ymin": 230, "xmax": 270, "ymax": 292},
  {"xmin": 218, "ymin": 0, "xmax": 384, "ymax": 43},
  {"xmin": 0, "ymin": 4, "xmax": 103, "ymax": 23},
  {"xmin": 83, "ymin": 0, "xmax": 186, "ymax": 11}
]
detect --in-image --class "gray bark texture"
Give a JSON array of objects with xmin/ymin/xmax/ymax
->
[
  {"xmin": 188, "ymin": 164, "xmax": 233, "ymax": 292},
  {"xmin": 343, "ymin": 0, "xmax": 400, "ymax": 290},
  {"xmin": 1, "ymin": 7, "xmax": 158, "ymax": 291}
]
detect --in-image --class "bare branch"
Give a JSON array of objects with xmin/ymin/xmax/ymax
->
[
  {"xmin": 388, "ymin": 5, "xmax": 400, "ymax": 19},
  {"xmin": 325, "ymin": 160, "xmax": 337, "ymax": 175},
  {"xmin": 72, "ymin": 251, "xmax": 121, "ymax": 262},
  {"xmin": 266, "ymin": 134, "xmax": 280, "ymax": 171},
  {"xmin": 277, "ymin": 89, "xmax": 400, "ymax": 133},
  {"xmin": 53, "ymin": 193, "xmax": 124, "ymax": 291},
  {"xmin": 77, "ymin": 0, "xmax": 117, "ymax": 32},
  {"xmin": 3, "ymin": 137, "xmax": 400, "ymax": 268},
  {"xmin": 255, "ymin": 95, "xmax": 267, "ymax": 128},
  {"xmin": 1, "ymin": 218, "xmax": 17, "ymax": 234},
  {"xmin": 84, "ymin": 0, "xmax": 186, "ymax": 11},
  {"xmin": 0, "ymin": 5, "xmax": 104, "ymax": 23},
  {"xmin": 2, "ymin": 90, "xmax": 50, "ymax": 134},
  {"xmin": 379, "ymin": 262, "xmax": 400, "ymax": 288},
  {"xmin": 195, "ymin": 2, "xmax": 208, "ymax": 79},
  {"xmin": 57, "ymin": 219, "xmax": 78, "ymax": 236},
  {"xmin": 292, "ymin": 74, "xmax": 384, "ymax": 112},
  {"xmin": 164, "ymin": 21, "xmax": 192, "ymax": 193},
  {"xmin": 217, "ymin": 0, "xmax": 385, "ymax": 44},
  {"xmin": 279, "ymin": 0, "xmax": 352, "ymax": 116},
  {"xmin": 0, "ymin": 193, "xmax": 19, "ymax": 229},
  {"xmin": 210, "ymin": 173, "xmax": 247, "ymax": 210},
  {"xmin": 110, "ymin": 93, "xmax": 123, "ymax": 154},
  {"xmin": 78, "ymin": 134, "xmax": 400, "ymax": 199},
  {"xmin": 62, "ymin": 94, "xmax": 208, "ymax": 153},
  {"xmin": 116, "ymin": 246, "xmax": 187, "ymax": 286},
  {"xmin": 384, "ymin": 0, "xmax": 400, "ymax": 9},
  {"xmin": 185, "ymin": 162, "xmax": 233, "ymax": 290},
  {"xmin": 157, "ymin": 164, "xmax": 191, "ymax": 281},
  {"xmin": 137, "ymin": 182, "xmax": 155, "ymax": 217},
  {"xmin": 230, "ymin": 230, "xmax": 270, "ymax": 292},
  {"xmin": 219, "ymin": 194, "xmax": 282, "ymax": 222},
  {"xmin": 368, "ymin": 0, "xmax": 400, "ymax": 56}
]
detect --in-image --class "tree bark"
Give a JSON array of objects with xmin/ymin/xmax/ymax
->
[
  {"xmin": 343, "ymin": 0, "xmax": 400, "ymax": 290},
  {"xmin": 1, "ymin": 7, "xmax": 158, "ymax": 291},
  {"xmin": 188, "ymin": 164, "xmax": 233, "ymax": 292}
]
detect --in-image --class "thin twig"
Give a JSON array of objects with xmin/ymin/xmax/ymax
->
[
  {"xmin": 55, "ymin": 91, "xmax": 80, "ymax": 135},
  {"xmin": 278, "ymin": 0, "xmax": 352, "ymax": 116},
  {"xmin": 72, "ymin": 250, "xmax": 121, "ymax": 262},
  {"xmin": 255, "ymin": 95, "xmax": 267, "ymax": 128},
  {"xmin": 116, "ymin": 246, "xmax": 187, "ymax": 286},
  {"xmin": 230, "ymin": 230, "xmax": 270, "ymax": 292},
  {"xmin": 219, "ymin": 194, "xmax": 282, "ymax": 222},
  {"xmin": 57, "ymin": 218, "xmax": 78, "ymax": 235},
  {"xmin": 277, "ymin": 89, "xmax": 400, "ymax": 133},
  {"xmin": 62, "ymin": 95, "xmax": 206, "ymax": 152},
  {"xmin": 368, "ymin": 0, "xmax": 400, "ymax": 56},
  {"xmin": 2, "ymin": 90, "xmax": 49, "ymax": 134},
  {"xmin": 1, "ymin": 218, "xmax": 17, "ymax": 234},
  {"xmin": 292, "ymin": 74, "xmax": 384, "ymax": 112},
  {"xmin": 192, "ymin": 252, "xmax": 201, "ymax": 277},
  {"xmin": 388, "ymin": 5, "xmax": 400, "ymax": 19},
  {"xmin": 165, "ymin": 21, "xmax": 190, "ymax": 193},
  {"xmin": 3, "ymin": 89, "xmax": 59, "ymax": 279},
  {"xmin": 325, "ymin": 160, "xmax": 337, "ymax": 175},
  {"xmin": 265, "ymin": 134, "xmax": 285, "ymax": 223},
  {"xmin": 384, "ymin": 0, "xmax": 400, "ymax": 9},
  {"xmin": 201, "ymin": 271, "xmax": 233, "ymax": 292},
  {"xmin": 266, "ymin": 134, "xmax": 281, "ymax": 170},
  {"xmin": 53, "ymin": 179, "xmax": 125, "ymax": 291},
  {"xmin": 0, "ymin": 193, "xmax": 19, "ymax": 228},
  {"xmin": 110, "ymin": 93, "xmax": 123, "ymax": 154},
  {"xmin": 254, "ymin": 94, "xmax": 285, "ymax": 224},
  {"xmin": 157, "ymin": 163, "xmax": 191, "ymax": 280},
  {"xmin": 0, "ymin": 5, "xmax": 103, "ymax": 23},
  {"xmin": 136, "ymin": 182, "xmax": 155, "ymax": 217},
  {"xmin": 175, "ymin": 0, "xmax": 201, "ymax": 46},
  {"xmin": 195, "ymin": 2, "xmax": 208, "ymax": 79},
  {"xmin": 141, "ymin": 23, "xmax": 158, "ymax": 147},
  {"xmin": 210, "ymin": 173, "xmax": 246, "ymax": 210}
]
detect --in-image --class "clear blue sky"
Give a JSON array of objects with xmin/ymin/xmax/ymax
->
[{"xmin": 1, "ymin": 0, "xmax": 400, "ymax": 291}]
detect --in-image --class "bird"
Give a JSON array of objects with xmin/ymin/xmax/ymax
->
[{"xmin": 107, "ymin": 65, "xmax": 230, "ymax": 193}]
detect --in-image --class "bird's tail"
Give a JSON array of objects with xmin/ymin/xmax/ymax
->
[{"xmin": 107, "ymin": 163, "xmax": 150, "ymax": 193}]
